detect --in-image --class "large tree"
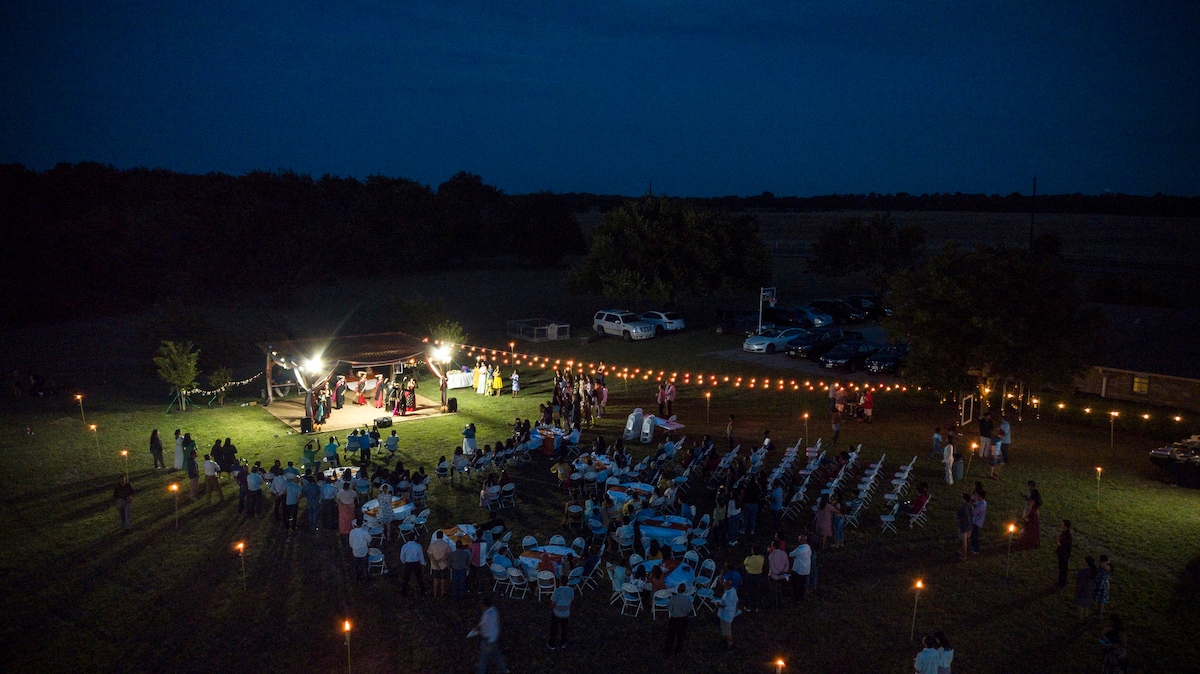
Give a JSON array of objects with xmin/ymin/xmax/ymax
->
[
  {"xmin": 154, "ymin": 341, "xmax": 201, "ymax": 411},
  {"xmin": 886, "ymin": 236, "xmax": 1101, "ymax": 398},
  {"xmin": 808, "ymin": 212, "xmax": 925, "ymax": 292},
  {"xmin": 570, "ymin": 197, "xmax": 771, "ymax": 305}
]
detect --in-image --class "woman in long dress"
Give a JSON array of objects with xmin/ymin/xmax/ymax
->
[
  {"xmin": 173, "ymin": 429, "xmax": 184, "ymax": 471},
  {"xmin": 463, "ymin": 423, "xmax": 478, "ymax": 455},
  {"xmin": 336, "ymin": 481, "xmax": 357, "ymax": 535},
  {"xmin": 477, "ymin": 365, "xmax": 490, "ymax": 396},
  {"xmin": 510, "ymin": 370, "xmax": 520, "ymax": 398}
]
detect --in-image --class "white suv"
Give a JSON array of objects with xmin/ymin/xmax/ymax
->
[{"xmin": 593, "ymin": 310, "xmax": 656, "ymax": 341}]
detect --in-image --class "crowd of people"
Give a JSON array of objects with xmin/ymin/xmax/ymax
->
[{"xmin": 107, "ymin": 375, "xmax": 1128, "ymax": 673}]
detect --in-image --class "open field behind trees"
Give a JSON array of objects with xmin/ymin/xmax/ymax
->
[{"xmin": 1, "ymin": 325, "xmax": 1198, "ymax": 673}]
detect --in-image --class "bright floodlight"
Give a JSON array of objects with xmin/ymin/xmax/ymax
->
[
  {"xmin": 432, "ymin": 345, "xmax": 452, "ymax": 362},
  {"xmin": 304, "ymin": 358, "xmax": 323, "ymax": 373}
]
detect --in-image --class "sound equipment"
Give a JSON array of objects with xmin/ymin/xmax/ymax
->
[
  {"xmin": 300, "ymin": 416, "xmax": 313, "ymax": 434},
  {"xmin": 375, "ymin": 416, "xmax": 393, "ymax": 428},
  {"xmin": 447, "ymin": 397, "xmax": 458, "ymax": 413}
]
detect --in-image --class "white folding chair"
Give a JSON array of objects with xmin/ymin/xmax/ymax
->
[
  {"xmin": 880, "ymin": 504, "xmax": 900, "ymax": 534},
  {"xmin": 522, "ymin": 535, "xmax": 538, "ymax": 553},
  {"xmin": 620, "ymin": 583, "xmax": 642, "ymax": 616},
  {"xmin": 507, "ymin": 568, "xmax": 531, "ymax": 599},
  {"xmin": 536, "ymin": 570, "xmax": 557, "ymax": 601},
  {"xmin": 549, "ymin": 534, "xmax": 566, "ymax": 547},
  {"xmin": 652, "ymin": 589, "xmax": 672, "ymax": 620}
]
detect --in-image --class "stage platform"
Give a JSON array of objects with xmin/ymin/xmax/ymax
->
[{"xmin": 263, "ymin": 394, "xmax": 447, "ymax": 433}]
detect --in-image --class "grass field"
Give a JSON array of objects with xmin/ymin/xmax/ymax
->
[{"xmin": 2, "ymin": 327, "xmax": 1197, "ymax": 674}]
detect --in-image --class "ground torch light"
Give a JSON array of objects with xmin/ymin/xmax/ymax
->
[
  {"xmin": 235, "ymin": 542, "xmax": 246, "ymax": 590},
  {"xmin": 170, "ymin": 484, "xmax": 179, "ymax": 527},
  {"xmin": 76, "ymin": 394, "xmax": 86, "ymax": 424},
  {"xmin": 89, "ymin": 424, "xmax": 100, "ymax": 456},
  {"xmin": 1006, "ymin": 524, "xmax": 1016, "ymax": 577},
  {"xmin": 910, "ymin": 580, "xmax": 923, "ymax": 639},
  {"xmin": 775, "ymin": 658, "xmax": 785, "ymax": 674},
  {"xmin": 705, "ymin": 392, "xmax": 711, "ymax": 422},
  {"xmin": 1109, "ymin": 411, "xmax": 1119, "ymax": 451},
  {"xmin": 344, "ymin": 620, "xmax": 353, "ymax": 674},
  {"xmin": 803, "ymin": 412, "xmax": 809, "ymax": 445},
  {"xmin": 1096, "ymin": 467, "xmax": 1103, "ymax": 509},
  {"xmin": 120, "ymin": 449, "xmax": 129, "ymax": 480}
]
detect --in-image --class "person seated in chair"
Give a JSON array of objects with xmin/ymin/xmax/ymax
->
[{"xmin": 900, "ymin": 482, "xmax": 931, "ymax": 515}]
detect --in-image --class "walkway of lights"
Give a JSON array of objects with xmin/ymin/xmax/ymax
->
[{"xmin": 435, "ymin": 340, "xmax": 915, "ymax": 396}]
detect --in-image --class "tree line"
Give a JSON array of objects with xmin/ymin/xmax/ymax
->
[
  {"xmin": 560, "ymin": 191, "xmax": 1200, "ymax": 218},
  {"xmin": 0, "ymin": 163, "xmax": 586, "ymax": 324}
]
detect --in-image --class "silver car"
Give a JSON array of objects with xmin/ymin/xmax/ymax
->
[
  {"xmin": 593, "ymin": 310, "xmax": 656, "ymax": 341},
  {"xmin": 640, "ymin": 310, "xmax": 686, "ymax": 335}
]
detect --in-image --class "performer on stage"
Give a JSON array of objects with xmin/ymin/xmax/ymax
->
[
  {"xmin": 354, "ymin": 372, "xmax": 367, "ymax": 405},
  {"xmin": 333, "ymin": 375, "xmax": 346, "ymax": 409},
  {"xmin": 406, "ymin": 377, "xmax": 418, "ymax": 412},
  {"xmin": 373, "ymin": 376, "xmax": 386, "ymax": 408},
  {"xmin": 388, "ymin": 379, "xmax": 402, "ymax": 416},
  {"xmin": 472, "ymin": 360, "xmax": 483, "ymax": 393}
]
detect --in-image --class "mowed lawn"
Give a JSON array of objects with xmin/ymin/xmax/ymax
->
[{"xmin": 1, "ymin": 337, "xmax": 1197, "ymax": 674}]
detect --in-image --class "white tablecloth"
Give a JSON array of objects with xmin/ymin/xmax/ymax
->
[
  {"xmin": 518, "ymin": 545, "xmax": 576, "ymax": 579},
  {"xmin": 446, "ymin": 371, "xmax": 474, "ymax": 389},
  {"xmin": 573, "ymin": 453, "xmax": 614, "ymax": 474},
  {"xmin": 431, "ymin": 524, "xmax": 476, "ymax": 549},
  {"xmin": 607, "ymin": 482, "xmax": 655, "ymax": 508},
  {"xmin": 361, "ymin": 496, "xmax": 414, "ymax": 521},
  {"xmin": 635, "ymin": 558, "xmax": 696, "ymax": 591},
  {"xmin": 639, "ymin": 515, "xmax": 691, "ymax": 546}
]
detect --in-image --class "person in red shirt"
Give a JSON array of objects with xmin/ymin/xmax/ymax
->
[{"xmin": 861, "ymin": 390, "xmax": 874, "ymax": 423}]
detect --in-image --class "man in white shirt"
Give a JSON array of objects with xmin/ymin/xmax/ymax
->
[
  {"xmin": 270, "ymin": 471, "xmax": 288, "ymax": 523},
  {"xmin": 202, "ymin": 454, "xmax": 223, "ymax": 503},
  {"xmin": 399, "ymin": 537, "xmax": 427, "ymax": 597},
  {"xmin": 348, "ymin": 520, "xmax": 371, "ymax": 582},
  {"xmin": 475, "ymin": 595, "xmax": 509, "ymax": 673},
  {"xmin": 914, "ymin": 634, "xmax": 941, "ymax": 674},
  {"xmin": 714, "ymin": 578, "xmax": 739, "ymax": 653},
  {"xmin": 546, "ymin": 577, "xmax": 573, "ymax": 650},
  {"xmin": 663, "ymin": 583, "xmax": 693, "ymax": 655},
  {"xmin": 789, "ymin": 535, "xmax": 812, "ymax": 603}
]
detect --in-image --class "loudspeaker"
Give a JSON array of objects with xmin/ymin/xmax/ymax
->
[
  {"xmin": 447, "ymin": 397, "xmax": 458, "ymax": 413},
  {"xmin": 375, "ymin": 416, "xmax": 393, "ymax": 428},
  {"xmin": 300, "ymin": 416, "xmax": 313, "ymax": 434}
]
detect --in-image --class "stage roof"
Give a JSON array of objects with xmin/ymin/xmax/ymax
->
[{"xmin": 258, "ymin": 332, "xmax": 429, "ymax": 369}]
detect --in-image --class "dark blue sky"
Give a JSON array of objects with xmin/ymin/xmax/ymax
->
[{"xmin": 3, "ymin": 1, "xmax": 1198, "ymax": 196}]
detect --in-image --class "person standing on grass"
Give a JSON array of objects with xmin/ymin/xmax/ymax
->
[
  {"xmin": 977, "ymin": 412, "xmax": 993, "ymax": 458},
  {"xmin": 767, "ymin": 541, "xmax": 789, "ymax": 608},
  {"xmin": 475, "ymin": 595, "xmax": 510, "ymax": 674},
  {"xmin": 202, "ymin": 454, "xmax": 223, "ymax": 503},
  {"xmin": 510, "ymin": 370, "xmax": 520, "ymax": 398},
  {"xmin": 1056, "ymin": 520, "xmax": 1073, "ymax": 588},
  {"xmin": 789, "ymin": 533, "xmax": 812, "ymax": 603},
  {"xmin": 246, "ymin": 463, "xmax": 264, "ymax": 517},
  {"xmin": 173, "ymin": 429, "xmax": 184, "ymax": 472},
  {"xmin": 714, "ymin": 577, "xmax": 739, "ymax": 653},
  {"xmin": 955, "ymin": 493, "xmax": 972, "ymax": 561},
  {"xmin": 930, "ymin": 427, "xmax": 944, "ymax": 461},
  {"xmin": 726, "ymin": 494, "xmax": 742, "ymax": 547},
  {"xmin": 914, "ymin": 634, "xmax": 941, "ymax": 674},
  {"xmin": 302, "ymin": 475, "xmax": 321, "ymax": 531},
  {"xmin": 861, "ymin": 389, "xmax": 874, "ymax": 423},
  {"xmin": 1094, "ymin": 555, "xmax": 1113, "ymax": 621},
  {"xmin": 726, "ymin": 415, "xmax": 735, "ymax": 451},
  {"xmin": 185, "ymin": 449, "xmax": 200, "ymax": 502},
  {"xmin": 270, "ymin": 469, "xmax": 288, "ymax": 522},
  {"xmin": 1020, "ymin": 481, "xmax": 1042, "ymax": 549},
  {"xmin": 449, "ymin": 540, "xmax": 471, "ymax": 599},
  {"xmin": 113, "ymin": 475, "xmax": 134, "ymax": 534},
  {"xmin": 149, "ymin": 429, "xmax": 165, "ymax": 470},
  {"xmin": 969, "ymin": 490, "xmax": 987, "ymax": 554},
  {"xmin": 664, "ymin": 380, "xmax": 676, "ymax": 417},
  {"xmin": 742, "ymin": 545, "xmax": 765, "ymax": 612},
  {"xmin": 999, "ymin": 415, "xmax": 1012, "ymax": 464},
  {"xmin": 942, "ymin": 438, "xmax": 956, "ymax": 485},
  {"xmin": 546, "ymin": 576, "xmax": 573, "ymax": 650},
  {"xmin": 1075, "ymin": 556, "xmax": 1098, "ymax": 622},
  {"xmin": 428, "ymin": 531, "xmax": 451, "ymax": 598},
  {"xmin": 399, "ymin": 535, "xmax": 427, "ymax": 597},
  {"xmin": 348, "ymin": 519, "xmax": 371, "ymax": 582},
  {"xmin": 336, "ymin": 482, "xmax": 356, "ymax": 534},
  {"xmin": 284, "ymin": 475, "xmax": 301, "ymax": 529},
  {"xmin": 324, "ymin": 436, "xmax": 341, "ymax": 468},
  {"xmin": 663, "ymin": 583, "xmax": 692, "ymax": 655},
  {"xmin": 235, "ymin": 461, "xmax": 249, "ymax": 513},
  {"xmin": 935, "ymin": 631, "xmax": 953, "ymax": 674}
]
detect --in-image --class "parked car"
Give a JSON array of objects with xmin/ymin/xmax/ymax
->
[
  {"xmin": 864, "ymin": 342, "xmax": 909, "ymax": 374},
  {"xmin": 640, "ymin": 310, "xmax": 686, "ymax": 335},
  {"xmin": 743, "ymin": 327, "xmax": 809, "ymax": 354},
  {"xmin": 714, "ymin": 309, "xmax": 770, "ymax": 336},
  {"xmin": 819, "ymin": 341, "xmax": 882, "ymax": 371},
  {"xmin": 764, "ymin": 305, "xmax": 833, "ymax": 329},
  {"xmin": 593, "ymin": 310, "xmax": 656, "ymax": 341},
  {"xmin": 784, "ymin": 327, "xmax": 857, "ymax": 359},
  {"xmin": 809, "ymin": 299, "xmax": 866, "ymax": 325},
  {"xmin": 845, "ymin": 294, "xmax": 892, "ymax": 321}
]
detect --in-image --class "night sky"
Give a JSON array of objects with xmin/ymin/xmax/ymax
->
[{"xmin": 3, "ymin": 1, "xmax": 1198, "ymax": 196}]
